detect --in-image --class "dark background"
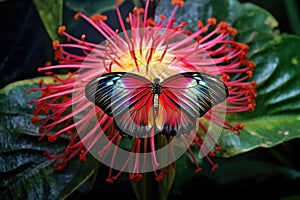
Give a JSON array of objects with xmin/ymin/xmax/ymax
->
[{"xmin": 0, "ymin": 0, "xmax": 299, "ymax": 199}]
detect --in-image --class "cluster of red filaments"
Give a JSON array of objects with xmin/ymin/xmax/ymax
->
[{"xmin": 27, "ymin": 0, "xmax": 257, "ymax": 183}]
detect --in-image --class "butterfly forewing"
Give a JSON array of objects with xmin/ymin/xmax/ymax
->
[
  {"xmin": 161, "ymin": 72, "xmax": 228, "ymax": 116},
  {"xmin": 85, "ymin": 72, "xmax": 155, "ymax": 137}
]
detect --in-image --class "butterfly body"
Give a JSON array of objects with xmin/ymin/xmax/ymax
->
[
  {"xmin": 85, "ymin": 72, "xmax": 228, "ymax": 139},
  {"xmin": 151, "ymin": 78, "xmax": 162, "ymax": 110},
  {"xmin": 151, "ymin": 78, "xmax": 162, "ymax": 94}
]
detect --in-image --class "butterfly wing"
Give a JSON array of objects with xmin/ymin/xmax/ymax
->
[
  {"xmin": 157, "ymin": 72, "xmax": 228, "ymax": 138},
  {"xmin": 85, "ymin": 72, "xmax": 155, "ymax": 137}
]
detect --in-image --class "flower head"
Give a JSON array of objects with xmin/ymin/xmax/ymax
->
[{"xmin": 27, "ymin": 0, "xmax": 256, "ymax": 183}]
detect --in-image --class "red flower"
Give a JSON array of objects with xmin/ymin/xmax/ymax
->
[{"xmin": 27, "ymin": 0, "xmax": 257, "ymax": 183}]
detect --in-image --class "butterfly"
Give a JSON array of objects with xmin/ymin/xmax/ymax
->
[{"xmin": 85, "ymin": 72, "xmax": 228, "ymax": 139}]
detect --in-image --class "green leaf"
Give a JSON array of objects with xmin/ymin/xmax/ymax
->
[
  {"xmin": 232, "ymin": 2, "xmax": 279, "ymax": 54},
  {"xmin": 32, "ymin": 0, "xmax": 63, "ymax": 40},
  {"xmin": 284, "ymin": 0, "xmax": 300, "ymax": 35},
  {"xmin": 218, "ymin": 35, "xmax": 300, "ymax": 157},
  {"xmin": 65, "ymin": 0, "xmax": 124, "ymax": 16},
  {"xmin": 218, "ymin": 116, "xmax": 300, "ymax": 157},
  {"xmin": 0, "ymin": 77, "xmax": 98, "ymax": 200}
]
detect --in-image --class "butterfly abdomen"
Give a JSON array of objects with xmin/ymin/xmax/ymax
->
[
  {"xmin": 154, "ymin": 94, "xmax": 159, "ymax": 110},
  {"xmin": 151, "ymin": 78, "xmax": 162, "ymax": 111}
]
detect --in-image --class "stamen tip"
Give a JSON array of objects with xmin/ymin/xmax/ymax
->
[
  {"xmin": 90, "ymin": 14, "xmax": 107, "ymax": 22},
  {"xmin": 195, "ymin": 167, "xmax": 202, "ymax": 173},
  {"xmin": 211, "ymin": 163, "xmax": 219, "ymax": 171},
  {"xmin": 74, "ymin": 12, "xmax": 81, "ymax": 20},
  {"xmin": 106, "ymin": 178, "xmax": 114, "ymax": 184},
  {"xmin": 57, "ymin": 26, "xmax": 66, "ymax": 35},
  {"xmin": 171, "ymin": 0, "xmax": 185, "ymax": 7}
]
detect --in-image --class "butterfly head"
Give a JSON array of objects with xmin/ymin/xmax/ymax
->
[
  {"xmin": 151, "ymin": 78, "xmax": 162, "ymax": 94},
  {"xmin": 153, "ymin": 77, "xmax": 160, "ymax": 84}
]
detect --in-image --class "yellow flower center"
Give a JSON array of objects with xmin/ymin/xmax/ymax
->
[{"xmin": 111, "ymin": 48, "xmax": 175, "ymax": 81}]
